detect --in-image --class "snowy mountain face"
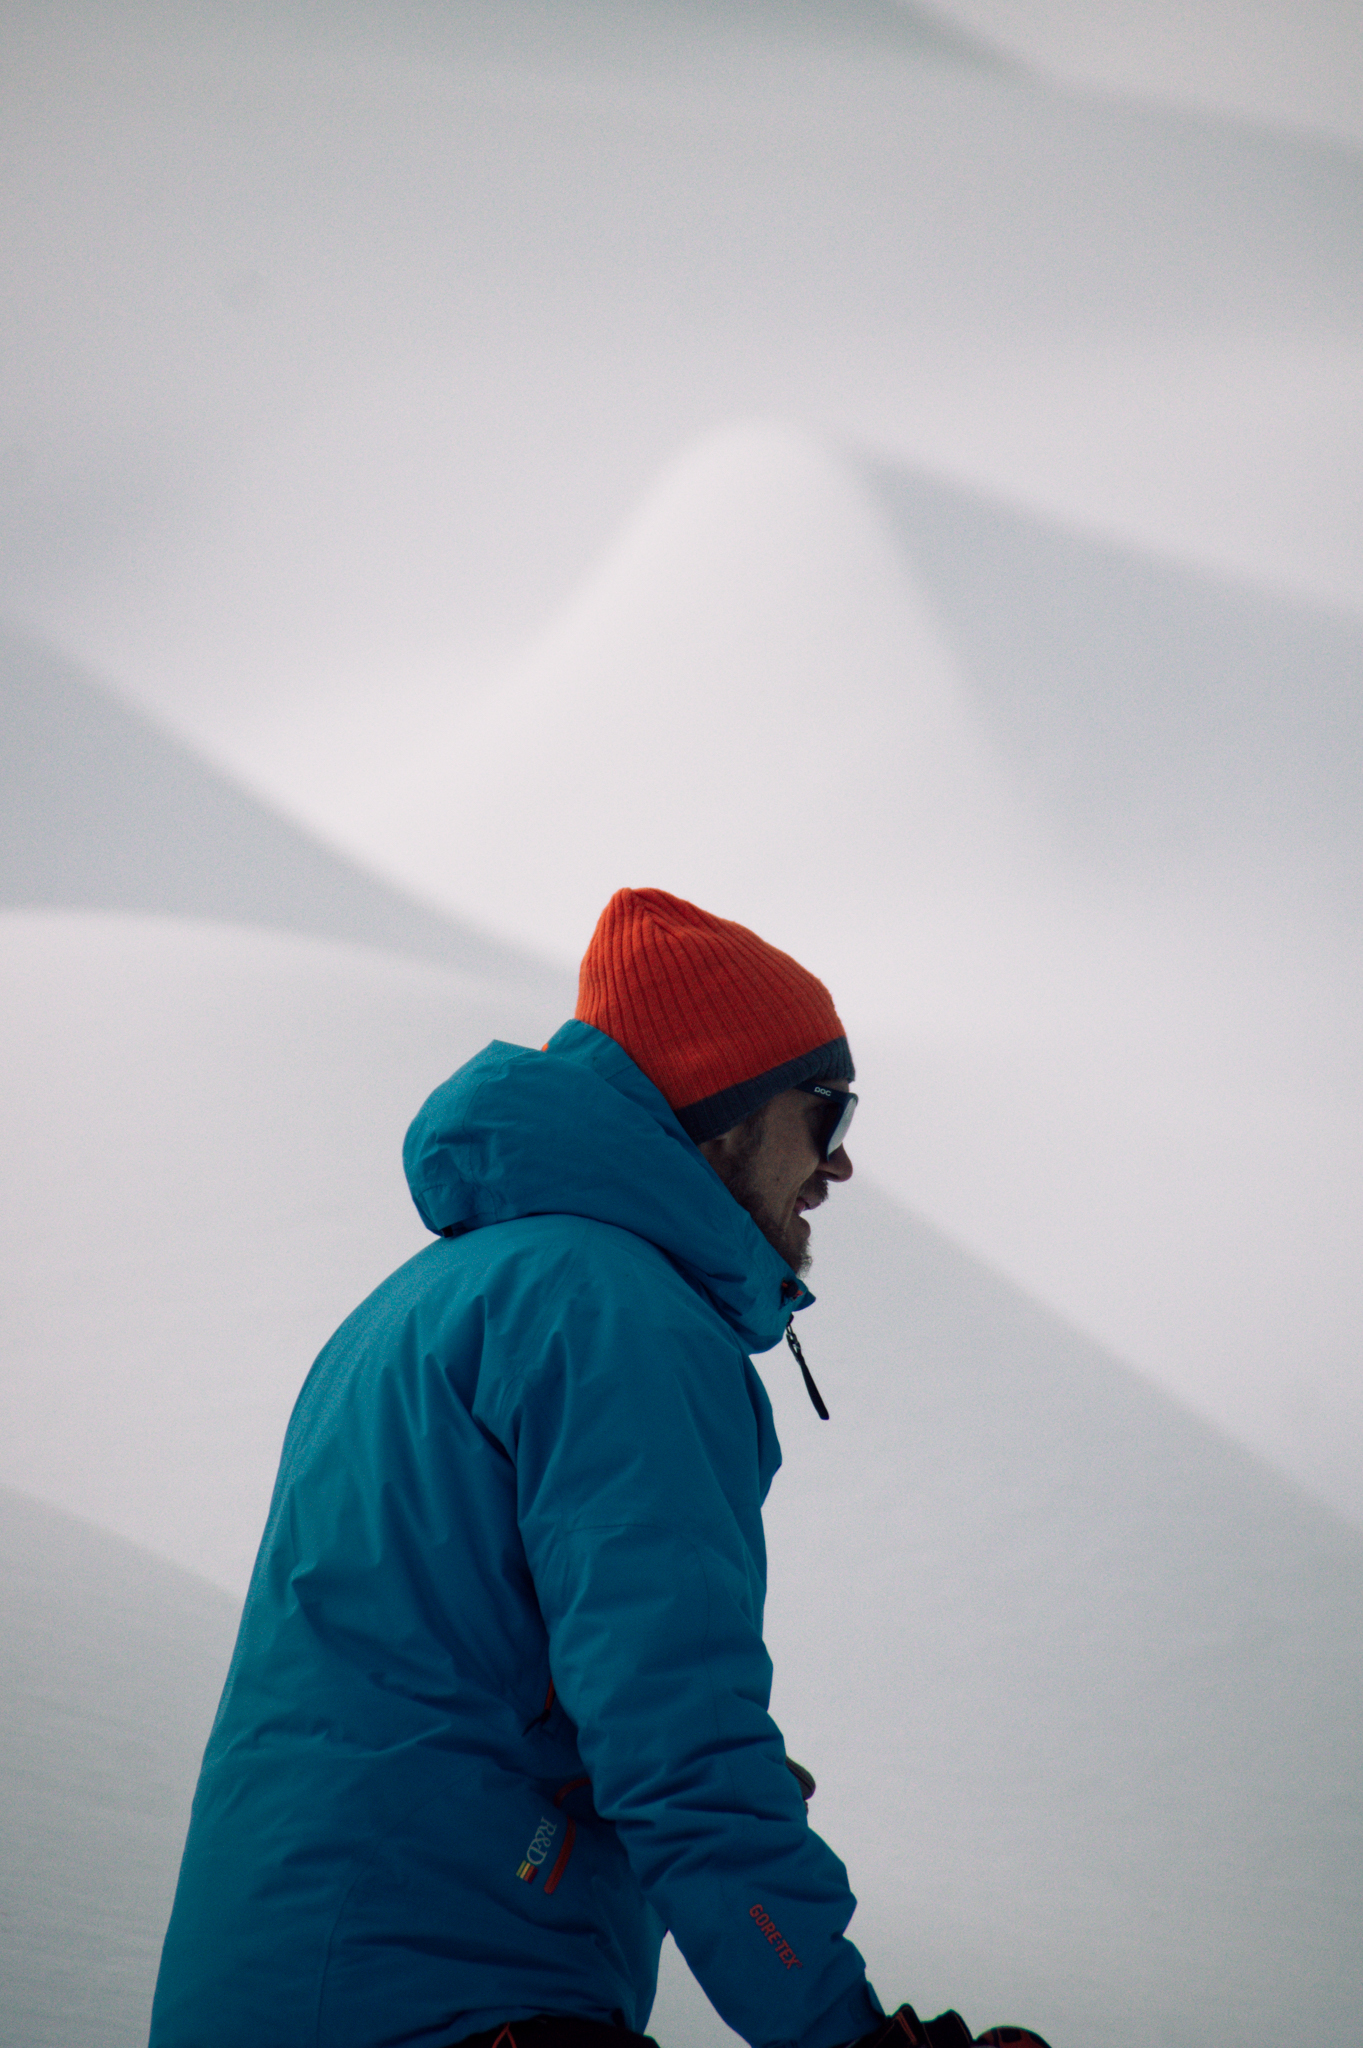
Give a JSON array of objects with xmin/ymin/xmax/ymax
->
[
  {"xmin": 0, "ymin": 907, "xmax": 570, "ymax": 1591},
  {"xmin": 927, "ymin": 0, "xmax": 1363, "ymax": 148},
  {"xmin": 3, "ymin": 2, "xmax": 1362, "ymax": 2045},
  {"xmin": 0, "ymin": 1488, "xmax": 239, "ymax": 2048},
  {"xmin": 0, "ymin": 628, "xmax": 561, "ymax": 995},
  {"xmin": 3, "ymin": 0, "xmax": 1359, "ymax": 760},
  {"xmin": 768, "ymin": 1183, "xmax": 1363, "ymax": 2046}
]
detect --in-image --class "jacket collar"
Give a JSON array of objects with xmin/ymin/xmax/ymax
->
[{"xmin": 404, "ymin": 1020, "xmax": 812, "ymax": 1354}]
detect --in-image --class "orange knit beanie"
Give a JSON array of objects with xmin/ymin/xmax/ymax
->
[{"xmin": 575, "ymin": 888, "xmax": 853, "ymax": 1142}]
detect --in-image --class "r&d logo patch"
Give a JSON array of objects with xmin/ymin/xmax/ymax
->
[{"xmin": 516, "ymin": 1815, "xmax": 559, "ymax": 1883}]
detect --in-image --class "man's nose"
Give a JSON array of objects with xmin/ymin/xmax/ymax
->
[{"xmin": 824, "ymin": 1144, "xmax": 853, "ymax": 1183}]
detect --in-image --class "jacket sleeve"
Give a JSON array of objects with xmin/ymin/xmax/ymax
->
[{"xmin": 482, "ymin": 1236, "xmax": 883, "ymax": 2048}]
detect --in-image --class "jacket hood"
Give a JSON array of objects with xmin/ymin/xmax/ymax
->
[{"xmin": 403, "ymin": 1020, "xmax": 812, "ymax": 1355}]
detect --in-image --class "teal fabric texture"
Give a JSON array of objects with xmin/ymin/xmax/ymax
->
[{"xmin": 150, "ymin": 1021, "xmax": 881, "ymax": 2048}]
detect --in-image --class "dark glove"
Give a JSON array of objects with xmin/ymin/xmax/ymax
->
[
  {"xmin": 854, "ymin": 2004, "xmax": 1053, "ymax": 2048},
  {"xmin": 785, "ymin": 1756, "xmax": 816, "ymax": 1803}
]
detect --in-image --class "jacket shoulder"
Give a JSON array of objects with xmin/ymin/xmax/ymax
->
[{"xmin": 452, "ymin": 1211, "xmax": 734, "ymax": 1325}]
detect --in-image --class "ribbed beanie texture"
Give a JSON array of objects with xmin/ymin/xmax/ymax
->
[{"xmin": 575, "ymin": 888, "xmax": 853, "ymax": 1143}]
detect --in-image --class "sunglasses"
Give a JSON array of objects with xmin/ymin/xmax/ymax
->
[{"xmin": 794, "ymin": 1080, "xmax": 857, "ymax": 1160}]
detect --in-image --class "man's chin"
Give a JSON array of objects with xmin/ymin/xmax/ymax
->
[
  {"xmin": 774, "ymin": 1215, "xmax": 813, "ymax": 1277},
  {"xmin": 716, "ymin": 1157, "xmax": 812, "ymax": 1276}
]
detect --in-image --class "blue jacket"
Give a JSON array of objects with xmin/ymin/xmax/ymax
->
[{"xmin": 151, "ymin": 1022, "xmax": 881, "ymax": 2048}]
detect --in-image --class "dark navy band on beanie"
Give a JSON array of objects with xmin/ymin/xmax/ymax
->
[{"xmin": 675, "ymin": 1036, "xmax": 855, "ymax": 1144}]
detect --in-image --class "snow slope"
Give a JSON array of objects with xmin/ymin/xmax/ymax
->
[
  {"xmin": 1, "ymin": 0, "xmax": 1358, "ymax": 775},
  {"xmin": 0, "ymin": 909, "xmax": 570, "ymax": 1590},
  {"xmin": 767, "ymin": 1182, "xmax": 1363, "ymax": 2045},
  {"xmin": 928, "ymin": 0, "xmax": 1363, "ymax": 148},
  {"xmin": 0, "ymin": 1486, "xmax": 239, "ymax": 2048},
  {"xmin": 0, "ymin": 626, "xmax": 557, "ymax": 995}
]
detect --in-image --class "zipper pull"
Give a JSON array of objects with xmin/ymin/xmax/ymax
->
[{"xmin": 785, "ymin": 1317, "xmax": 830, "ymax": 1420}]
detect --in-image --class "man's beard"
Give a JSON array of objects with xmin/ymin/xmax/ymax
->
[{"xmin": 711, "ymin": 1112, "xmax": 820, "ymax": 1277}]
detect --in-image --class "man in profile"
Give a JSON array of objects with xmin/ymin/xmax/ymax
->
[{"xmin": 152, "ymin": 888, "xmax": 1045, "ymax": 2048}]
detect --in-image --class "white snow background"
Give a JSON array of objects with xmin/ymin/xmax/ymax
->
[{"xmin": 2, "ymin": 4, "xmax": 1361, "ymax": 2045}]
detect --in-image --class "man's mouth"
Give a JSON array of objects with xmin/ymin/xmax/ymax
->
[{"xmin": 796, "ymin": 1178, "xmax": 830, "ymax": 1218}]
